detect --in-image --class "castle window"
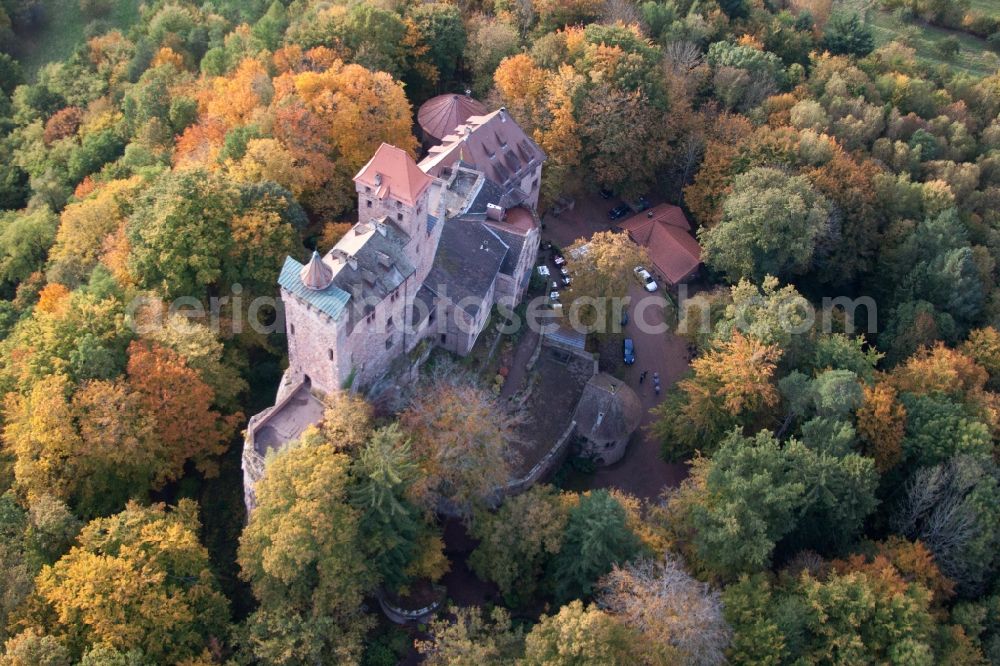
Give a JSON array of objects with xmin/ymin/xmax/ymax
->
[
  {"xmin": 386, "ymin": 315, "xmax": 393, "ymax": 329},
  {"xmin": 366, "ymin": 200, "xmax": 372, "ymax": 208},
  {"xmin": 328, "ymin": 349, "xmax": 333, "ymax": 361},
  {"xmin": 289, "ymin": 323, "xmax": 295, "ymax": 335},
  {"xmin": 366, "ymin": 311, "xmax": 375, "ymax": 324},
  {"xmin": 385, "ymin": 337, "xmax": 393, "ymax": 349},
  {"xmin": 440, "ymin": 333, "xmax": 447, "ymax": 344},
  {"xmin": 397, "ymin": 213, "xmax": 403, "ymax": 222},
  {"xmin": 396, "ymin": 200, "xmax": 402, "ymax": 209},
  {"xmin": 365, "ymin": 186, "xmax": 371, "ymax": 193}
]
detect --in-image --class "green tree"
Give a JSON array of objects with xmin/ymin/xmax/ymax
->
[
  {"xmin": 821, "ymin": 13, "xmax": 875, "ymax": 57},
  {"xmin": 469, "ymin": 485, "xmax": 574, "ymax": 604},
  {"xmin": 252, "ymin": 1, "xmax": 289, "ymax": 51},
  {"xmin": 0, "ymin": 207, "xmax": 57, "ymax": 295},
  {"xmin": 686, "ymin": 430, "xmax": 877, "ymax": 577},
  {"xmin": 700, "ymin": 167, "xmax": 832, "ymax": 282},
  {"xmin": 407, "ymin": 3, "xmax": 466, "ymax": 85},
  {"xmin": 126, "ymin": 169, "xmax": 236, "ymax": 300},
  {"xmin": 350, "ymin": 424, "xmax": 423, "ymax": 591},
  {"xmin": 548, "ymin": 490, "xmax": 642, "ymax": 603}
]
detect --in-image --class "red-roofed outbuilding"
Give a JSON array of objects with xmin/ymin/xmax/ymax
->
[{"xmin": 618, "ymin": 204, "xmax": 702, "ymax": 286}]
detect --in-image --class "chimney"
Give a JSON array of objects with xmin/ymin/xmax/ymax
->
[
  {"xmin": 374, "ymin": 173, "xmax": 382, "ymax": 186},
  {"xmin": 347, "ymin": 255, "xmax": 358, "ymax": 270},
  {"xmin": 486, "ymin": 203, "xmax": 504, "ymax": 222},
  {"xmin": 499, "ymin": 106, "xmax": 506, "ymax": 122},
  {"xmin": 374, "ymin": 220, "xmax": 387, "ymax": 236}
]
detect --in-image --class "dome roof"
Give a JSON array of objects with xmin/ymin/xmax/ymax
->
[
  {"xmin": 572, "ymin": 374, "xmax": 643, "ymax": 444},
  {"xmin": 417, "ymin": 92, "xmax": 487, "ymax": 143},
  {"xmin": 300, "ymin": 251, "xmax": 333, "ymax": 290}
]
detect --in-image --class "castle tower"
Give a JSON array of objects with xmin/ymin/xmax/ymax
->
[{"xmin": 353, "ymin": 143, "xmax": 441, "ymax": 287}]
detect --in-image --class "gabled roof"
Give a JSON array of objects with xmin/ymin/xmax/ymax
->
[
  {"xmin": 354, "ymin": 143, "xmax": 432, "ymax": 207},
  {"xmin": 419, "ymin": 109, "xmax": 545, "ymax": 191},
  {"xmin": 417, "ymin": 93, "xmax": 487, "ymax": 143},
  {"xmin": 618, "ymin": 204, "xmax": 702, "ymax": 285},
  {"xmin": 424, "ymin": 218, "xmax": 508, "ymax": 319},
  {"xmin": 279, "ymin": 256, "xmax": 351, "ymax": 320}
]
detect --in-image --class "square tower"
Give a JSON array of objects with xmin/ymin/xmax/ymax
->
[{"xmin": 354, "ymin": 143, "xmax": 441, "ymax": 286}]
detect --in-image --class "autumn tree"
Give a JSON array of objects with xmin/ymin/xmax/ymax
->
[
  {"xmin": 598, "ymin": 555, "xmax": 732, "ymax": 665},
  {"xmin": 238, "ymin": 434, "xmax": 373, "ymax": 664},
  {"xmin": 416, "ymin": 606, "xmax": 523, "ymax": 666},
  {"xmin": 522, "ymin": 600, "xmax": 645, "ymax": 665},
  {"xmin": 856, "ymin": 382, "xmax": 907, "ymax": 472},
  {"xmin": 400, "ymin": 374, "xmax": 521, "ymax": 519},
  {"xmin": 125, "ymin": 340, "xmax": 236, "ymax": 483},
  {"xmin": 563, "ymin": 230, "xmax": 647, "ymax": 332},
  {"xmin": 700, "ymin": 167, "xmax": 832, "ymax": 282},
  {"xmin": 30, "ymin": 501, "xmax": 230, "ymax": 664},
  {"xmin": 652, "ymin": 332, "xmax": 782, "ymax": 460}
]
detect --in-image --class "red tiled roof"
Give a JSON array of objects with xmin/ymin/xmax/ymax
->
[
  {"xmin": 619, "ymin": 204, "xmax": 701, "ymax": 285},
  {"xmin": 417, "ymin": 93, "xmax": 487, "ymax": 143},
  {"xmin": 353, "ymin": 143, "xmax": 432, "ymax": 207}
]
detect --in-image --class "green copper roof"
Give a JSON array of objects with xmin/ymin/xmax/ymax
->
[{"xmin": 278, "ymin": 256, "xmax": 351, "ymax": 320}]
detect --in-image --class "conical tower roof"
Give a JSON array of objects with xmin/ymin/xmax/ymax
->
[
  {"xmin": 300, "ymin": 251, "xmax": 333, "ymax": 290},
  {"xmin": 417, "ymin": 92, "xmax": 487, "ymax": 143}
]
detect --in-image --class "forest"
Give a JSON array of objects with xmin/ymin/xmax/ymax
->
[{"xmin": 1, "ymin": 0, "xmax": 1000, "ymax": 663}]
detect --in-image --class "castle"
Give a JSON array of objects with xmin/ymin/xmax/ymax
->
[{"xmin": 242, "ymin": 108, "xmax": 546, "ymax": 511}]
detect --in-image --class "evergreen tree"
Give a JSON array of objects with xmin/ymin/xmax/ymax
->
[
  {"xmin": 548, "ymin": 490, "xmax": 642, "ymax": 602},
  {"xmin": 350, "ymin": 424, "xmax": 422, "ymax": 591}
]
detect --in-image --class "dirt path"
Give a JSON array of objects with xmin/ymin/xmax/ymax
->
[
  {"xmin": 500, "ymin": 329, "xmax": 540, "ymax": 401},
  {"xmin": 587, "ymin": 283, "xmax": 691, "ymax": 499}
]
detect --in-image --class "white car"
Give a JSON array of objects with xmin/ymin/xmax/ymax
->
[
  {"xmin": 537, "ymin": 265, "xmax": 550, "ymax": 277},
  {"xmin": 633, "ymin": 266, "xmax": 658, "ymax": 292}
]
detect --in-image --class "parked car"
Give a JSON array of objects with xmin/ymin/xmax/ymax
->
[
  {"xmin": 599, "ymin": 187, "xmax": 614, "ymax": 199},
  {"xmin": 623, "ymin": 338, "xmax": 635, "ymax": 365},
  {"xmin": 608, "ymin": 203, "xmax": 631, "ymax": 220},
  {"xmin": 627, "ymin": 195, "xmax": 651, "ymax": 212},
  {"xmin": 537, "ymin": 265, "xmax": 550, "ymax": 277},
  {"xmin": 633, "ymin": 266, "xmax": 659, "ymax": 292}
]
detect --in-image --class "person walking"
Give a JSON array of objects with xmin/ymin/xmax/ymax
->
[{"xmin": 639, "ymin": 370, "xmax": 647, "ymax": 384}]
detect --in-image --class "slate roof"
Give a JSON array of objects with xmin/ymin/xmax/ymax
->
[
  {"xmin": 572, "ymin": 373, "xmax": 643, "ymax": 444},
  {"xmin": 425, "ymin": 218, "xmax": 508, "ymax": 319},
  {"xmin": 279, "ymin": 256, "xmax": 351, "ymax": 320},
  {"xmin": 486, "ymin": 224, "xmax": 526, "ymax": 276},
  {"xmin": 419, "ymin": 109, "xmax": 545, "ymax": 193},
  {"xmin": 326, "ymin": 218, "xmax": 415, "ymax": 324}
]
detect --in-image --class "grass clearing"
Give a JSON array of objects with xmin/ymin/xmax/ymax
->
[
  {"xmin": 836, "ymin": 0, "xmax": 1000, "ymax": 78},
  {"xmin": 16, "ymin": 0, "xmax": 141, "ymax": 80}
]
